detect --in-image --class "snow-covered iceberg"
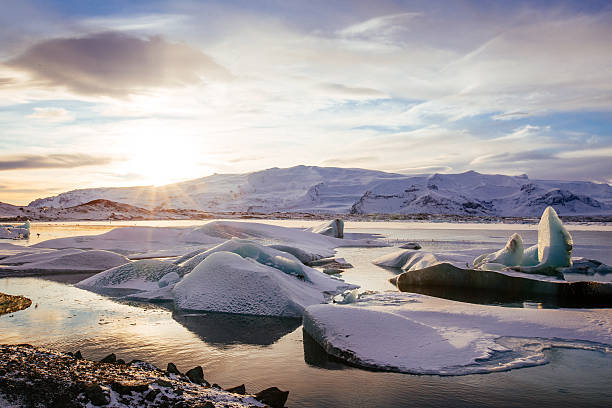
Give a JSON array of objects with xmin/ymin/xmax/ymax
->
[
  {"xmin": 173, "ymin": 252, "xmax": 354, "ymax": 317},
  {"xmin": 303, "ymin": 292, "xmax": 612, "ymax": 375},
  {"xmin": 34, "ymin": 220, "xmax": 384, "ymax": 259},
  {"xmin": 470, "ymin": 206, "xmax": 573, "ymax": 277},
  {"xmin": 77, "ymin": 259, "xmax": 184, "ymax": 291},
  {"xmin": 473, "ymin": 233, "xmax": 524, "ymax": 270}
]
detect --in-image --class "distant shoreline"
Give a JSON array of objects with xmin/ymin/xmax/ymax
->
[{"xmin": 2, "ymin": 211, "xmax": 611, "ymax": 225}]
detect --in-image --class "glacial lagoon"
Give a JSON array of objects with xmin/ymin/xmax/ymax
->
[{"xmin": 1, "ymin": 220, "xmax": 612, "ymax": 407}]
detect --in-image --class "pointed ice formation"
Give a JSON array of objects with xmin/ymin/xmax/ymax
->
[{"xmin": 473, "ymin": 233, "xmax": 524, "ymax": 269}]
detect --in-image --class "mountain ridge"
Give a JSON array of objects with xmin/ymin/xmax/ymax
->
[{"xmin": 25, "ymin": 166, "xmax": 612, "ymax": 217}]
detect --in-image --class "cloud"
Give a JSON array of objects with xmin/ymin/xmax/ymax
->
[
  {"xmin": 7, "ymin": 31, "xmax": 231, "ymax": 96},
  {"xmin": 317, "ymin": 82, "xmax": 386, "ymax": 98},
  {"xmin": 27, "ymin": 107, "xmax": 74, "ymax": 122},
  {"xmin": 470, "ymin": 150, "xmax": 555, "ymax": 165},
  {"xmin": 0, "ymin": 154, "xmax": 114, "ymax": 170}
]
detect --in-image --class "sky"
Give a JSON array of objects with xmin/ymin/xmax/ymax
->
[{"xmin": 1, "ymin": 0, "xmax": 611, "ymax": 205}]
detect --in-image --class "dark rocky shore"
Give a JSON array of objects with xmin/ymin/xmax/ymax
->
[{"xmin": 0, "ymin": 344, "xmax": 289, "ymax": 408}]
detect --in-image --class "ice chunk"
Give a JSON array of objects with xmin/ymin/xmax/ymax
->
[
  {"xmin": 158, "ymin": 271, "xmax": 181, "ymax": 288},
  {"xmin": 520, "ymin": 244, "xmax": 539, "ymax": 266},
  {"xmin": 372, "ymin": 249, "xmax": 416, "ymax": 268},
  {"xmin": 77, "ymin": 259, "xmax": 184, "ymax": 291},
  {"xmin": 517, "ymin": 206, "xmax": 573, "ymax": 275},
  {"xmin": 267, "ymin": 244, "xmax": 324, "ymax": 264},
  {"xmin": 309, "ymin": 219, "xmax": 344, "ymax": 238},
  {"xmin": 181, "ymin": 238, "xmax": 353, "ymax": 294},
  {"xmin": 473, "ymin": 233, "xmax": 524, "ymax": 269},
  {"xmin": 303, "ymin": 292, "xmax": 612, "ymax": 375},
  {"xmin": 173, "ymin": 251, "xmax": 348, "ymax": 317}
]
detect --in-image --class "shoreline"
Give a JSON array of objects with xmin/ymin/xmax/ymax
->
[{"xmin": 0, "ymin": 343, "xmax": 287, "ymax": 408}]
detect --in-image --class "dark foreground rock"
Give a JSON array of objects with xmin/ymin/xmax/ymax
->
[
  {"xmin": 254, "ymin": 387, "xmax": 289, "ymax": 408},
  {"xmin": 0, "ymin": 293, "xmax": 32, "ymax": 316},
  {"xmin": 0, "ymin": 344, "xmax": 265, "ymax": 407},
  {"xmin": 391, "ymin": 263, "xmax": 612, "ymax": 308}
]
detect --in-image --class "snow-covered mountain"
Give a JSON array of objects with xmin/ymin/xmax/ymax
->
[{"xmin": 28, "ymin": 166, "xmax": 612, "ymax": 217}]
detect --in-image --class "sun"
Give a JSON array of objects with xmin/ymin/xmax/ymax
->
[{"xmin": 115, "ymin": 131, "xmax": 209, "ymax": 186}]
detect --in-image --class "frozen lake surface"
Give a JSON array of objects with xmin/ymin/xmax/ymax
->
[{"xmin": 1, "ymin": 220, "xmax": 612, "ymax": 407}]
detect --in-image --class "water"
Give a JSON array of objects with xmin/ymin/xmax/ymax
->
[{"xmin": 1, "ymin": 220, "xmax": 612, "ymax": 407}]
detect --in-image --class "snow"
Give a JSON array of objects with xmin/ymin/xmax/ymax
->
[
  {"xmin": 0, "ymin": 248, "xmax": 85, "ymax": 265},
  {"xmin": 173, "ymin": 251, "xmax": 354, "ymax": 317},
  {"xmin": 77, "ymin": 259, "xmax": 184, "ymax": 291},
  {"xmin": 33, "ymin": 220, "xmax": 384, "ymax": 260},
  {"xmin": 1, "ymin": 250, "xmax": 129, "ymax": 274},
  {"xmin": 303, "ymin": 292, "xmax": 612, "ymax": 375},
  {"xmin": 26, "ymin": 166, "xmax": 612, "ymax": 216},
  {"xmin": 178, "ymin": 238, "xmax": 346, "ymax": 291},
  {"xmin": 473, "ymin": 233, "xmax": 524, "ymax": 269}
]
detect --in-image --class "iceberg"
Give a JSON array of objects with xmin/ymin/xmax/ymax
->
[
  {"xmin": 473, "ymin": 233, "xmax": 524, "ymax": 270},
  {"xmin": 173, "ymin": 252, "xmax": 351, "ymax": 317},
  {"xmin": 309, "ymin": 219, "xmax": 344, "ymax": 238},
  {"xmin": 303, "ymin": 292, "xmax": 612, "ymax": 375},
  {"xmin": 517, "ymin": 206, "xmax": 573, "ymax": 274},
  {"xmin": 77, "ymin": 259, "xmax": 184, "ymax": 291}
]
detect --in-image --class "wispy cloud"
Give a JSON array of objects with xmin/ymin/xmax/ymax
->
[
  {"xmin": 27, "ymin": 107, "xmax": 74, "ymax": 122},
  {"xmin": 0, "ymin": 154, "xmax": 114, "ymax": 170}
]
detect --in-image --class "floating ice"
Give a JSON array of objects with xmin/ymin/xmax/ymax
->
[
  {"xmin": 517, "ymin": 206, "xmax": 573, "ymax": 275},
  {"xmin": 473, "ymin": 233, "xmax": 524, "ymax": 270},
  {"xmin": 0, "ymin": 221, "xmax": 30, "ymax": 239},
  {"xmin": 303, "ymin": 292, "xmax": 612, "ymax": 375},
  {"xmin": 173, "ymin": 251, "xmax": 352, "ymax": 317},
  {"xmin": 309, "ymin": 219, "xmax": 344, "ymax": 238},
  {"xmin": 77, "ymin": 259, "xmax": 184, "ymax": 291}
]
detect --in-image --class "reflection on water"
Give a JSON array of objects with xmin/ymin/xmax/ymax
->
[
  {"xmin": 173, "ymin": 312, "xmax": 301, "ymax": 347},
  {"xmin": 2, "ymin": 277, "xmax": 612, "ymax": 407},
  {"xmin": 2, "ymin": 221, "xmax": 612, "ymax": 407}
]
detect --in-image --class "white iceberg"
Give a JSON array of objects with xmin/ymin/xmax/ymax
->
[
  {"xmin": 179, "ymin": 238, "xmax": 348, "ymax": 292},
  {"xmin": 77, "ymin": 259, "xmax": 184, "ymax": 291},
  {"xmin": 473, "ymin": 233, "xmax": 524, "ymax": 270},
  {"xmin": 518, "ymin": 206, "xmax": 573, "ymax": 274},
  {"xmin": 303, "ymin": 292, "xmax": 612, "ymax": 375},
  {"xmin": 0, "ymin": 220, "xmax": 30, "ymax": 239},
  {"xmin": 172, "ymin": 251, "xmax": 353, "ymax": 317}
]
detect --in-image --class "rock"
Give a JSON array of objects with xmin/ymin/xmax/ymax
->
[
  {"xmin": 110, "ymin": 380, "xmax": 151, "ymax": 395},
  {"xmin": 145, "ymin": 389, "xmax": 160, "ymax": 402},
  {"xmin": 400, "ymin": 242, "xmax": 421, "ymax": 250},
  {"xmin": 100, "ymin": 353, "xmax": 116, "ymax": 364},
  {"xmin": 323, "ymin": 268, "xmax": 343, "ymax": 275},
  {"xmin": 167, "ymin": 362, "xmax": 181, "ymax": 375},
  {"xmin": 83, "ymin": 384, "xmax": 110, "ymax": 406},
  {"xmin": 226, "ymin": 384, "xmax": 246, "ymax": 395},
  {"xmin": 74, "ymin": 350, "xmax": 83, "ymax": 360},
  {"xmin": 154, "ymin": 379, "xmax": 172, "ymax": 388},
  {"xmin": 185, "ymin": 366, "xmax": 207, "ymax": 385},
  {"xmin": 254, "ymin": 387, "xmax": 289, "ymax": 408},
  {"xmin": 116, "ymin": 358, "xmax": 126, "ymax": 365},
  {"xmin": 200, "ymin": 402, "xmax": 216, "ymax": 408}
]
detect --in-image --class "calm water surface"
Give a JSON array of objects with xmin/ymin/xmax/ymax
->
[{"xmin": 1, "ymin": 220, "xmax": 612, "ymax": 407}]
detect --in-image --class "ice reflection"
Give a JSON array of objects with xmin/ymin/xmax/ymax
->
[{"xmin": 173, "ymin": 311, "xmax": 301, "ymax": 347}]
